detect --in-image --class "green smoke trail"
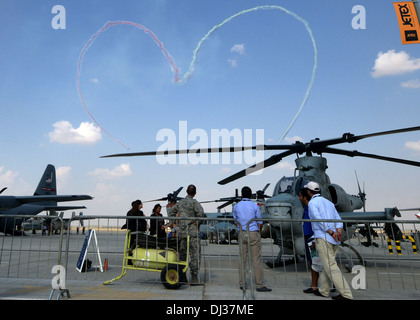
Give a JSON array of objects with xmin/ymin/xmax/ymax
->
[{"xmin": 179, "ymin": 5, "xmax": 318, "ymax": 148}]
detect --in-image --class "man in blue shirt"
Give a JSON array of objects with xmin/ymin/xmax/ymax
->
[
  {"xmin": 306, "ymin": 181, "xmax": 353, "ymax": 300},
  {"xmin": 233, "ymin": 186, "xmax": 271, "ymax": 292},
  {"xmin": 299, "ymin": 187, "xmax": 319, "ymax": 294}
]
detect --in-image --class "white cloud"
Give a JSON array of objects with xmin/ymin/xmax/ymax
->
[
  {"xmin": 228, "ymin": 44, "xmax": 245, "ymax": 68},
  {"xmin": 371, "ymin": 50, "xmax": 420, "ymax": 78},
  {"xmin": 49, "ymin": 121, "xmax": 102, "ymax": 145},
  {"xmin": 405, "ymin": 141, "xmax": 420, "ymax": 151},
  {"xmin": 231, "ymin": 44, "xmax": 245, "ymax": 55},
  {"xmin": 56, "ymin": 166, "xmax": 71, "ymax": 179},
  {"xmin": 401, "ymin": 79, "xmax": 420, "ymax": 89},
  {"xmin": 0, "ymin": 167, "xmax": 18, "ymax": 186},
  {"xmin": 272, "ymin": 161, "xmax": 295, "ymax": 171},
  {"xmin": 284, "ymin": 136, "xmax": 304, "ymax": 143},
  {"xmin": 90, "ymin": 78, "xmax": 99, "ymax": 83},
  {"xmin": 88, "ymin": 163, "xmax": 132, "ymax": 179},
  {"xmin": 227, "ymin": 59, "xmax": 238, "ymax": 67},
  {"xmin": 56, "ymin": 166, "xmax": 72, "ymax": 190}
]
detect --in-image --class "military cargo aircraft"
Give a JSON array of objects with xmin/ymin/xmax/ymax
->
[
  {"xmin": 21, "ymin": 211, "xmax": 86, "ymax": 234},
  {"xmin": 0, "ymin": 164, "xmax": 93, "ymax": 235}
]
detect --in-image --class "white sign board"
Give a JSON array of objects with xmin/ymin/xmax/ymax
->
[{"xmin": 76, "ymin": 229, "xmax": 103, "ymax": 272}]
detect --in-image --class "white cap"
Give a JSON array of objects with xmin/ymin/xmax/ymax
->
[{"xmin": 305, "ymin": 181, "xmax": 320, "ymax": 192}]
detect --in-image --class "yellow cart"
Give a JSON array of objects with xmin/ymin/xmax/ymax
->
[{"xmin": 104, "ymin": 231, "xmax": 189, "ymax": 289}]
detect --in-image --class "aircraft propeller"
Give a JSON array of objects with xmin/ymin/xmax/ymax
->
[{"xmin": 144, "ymin": 187, "xmax": 184, "ymax": 203}]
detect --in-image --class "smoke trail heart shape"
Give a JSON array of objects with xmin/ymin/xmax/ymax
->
[{"xmin": 77, "ymin": 5, "xmax": 317, "ymax": 150}]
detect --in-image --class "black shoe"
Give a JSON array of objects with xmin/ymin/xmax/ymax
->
[
  {"xmin": 256, "ymin": 286, "xmax": 272, "ymax": 292},
  {"xmin": 303, "ymin": 287, "xmax": 316, "ymax": 294},
  {"xmin": 313, "ymin": 289, "xmax": 328, "ymax": 298},
  {"xmin": 331, "ymin": 294, "xmax": 352, "ymax": 300}
]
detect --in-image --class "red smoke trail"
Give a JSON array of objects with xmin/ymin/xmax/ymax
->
[{"xmin": 77, "ymin": 21, "xmax": 180, "ymax": 149}]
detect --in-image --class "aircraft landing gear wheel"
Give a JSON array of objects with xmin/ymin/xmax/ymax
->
[{"xmin": 161, "ymin": 265, "xmax": 185, "ymax": 289}]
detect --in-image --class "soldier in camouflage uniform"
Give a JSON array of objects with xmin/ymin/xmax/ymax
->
[{"xmin": 170, "ymin": 184, "xmax": 206, "ymax": 285}]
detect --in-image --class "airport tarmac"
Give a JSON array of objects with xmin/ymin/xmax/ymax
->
[{"xmin": 1, "ymin": 230, "xmax": 420, "ymax": 301}]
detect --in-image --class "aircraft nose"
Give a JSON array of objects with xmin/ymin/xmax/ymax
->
[{"xmin": 266, "ymin": 202, "xmax": 292, "ymax": 218}]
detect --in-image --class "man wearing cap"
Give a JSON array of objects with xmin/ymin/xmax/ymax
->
[{"xmin": 305, "ymin": 181, "xmax": 353, "ymax": 300}]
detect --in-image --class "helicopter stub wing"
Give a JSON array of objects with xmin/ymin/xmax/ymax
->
[{"xmin": 338, "ymin": 207, "xmax": 401, "ymax": 222}]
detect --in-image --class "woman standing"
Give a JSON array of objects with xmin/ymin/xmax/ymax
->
[
  {"xmin": 150, "ymin": 203, "xmax": 166, "ymax": 238},
  {"xmin": 126, "ymin": 200, "xmax": 147, "ymax": 248}
]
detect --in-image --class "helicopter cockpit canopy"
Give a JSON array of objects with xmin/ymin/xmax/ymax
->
[{"xmin": 272, "ymin": 176, "xmax": 309, "ymax": 197}]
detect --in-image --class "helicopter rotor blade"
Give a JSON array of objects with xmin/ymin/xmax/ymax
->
[
  {"xmin": 100, "ymin": 125, "xmax": 420, "ymax": 186},
  {"xmin": 143, "ymin": 197, "xmax": 168, "ymax": 203},
  {"xmin": 173, "ymin": 187, "xmax": 183, "ymax": 197},
  {"xmin": 101, "ymin": 145, "xmax": 270, "ymax": 158},
  {"xmin": 217, "ymin": 200, "xmax": 235, "ymax": 210},
  {"xmin": 308, "ymin": 125, "xmax": 420, "ymax": 152},
  {"xmin": 350, "ymin": 125, "xmax": 420, "ymax": 142},
  {"xmin": 144, "ymin": 186, "xmax": 184, "ymax": 203},
  {"xmin": 262, "ymin": 183, "xmax": 270, "ymax": 192},
  {"xmin": 218, "ymin": 150, "xmax": 296, "ymax": 185},
  {"xmin": 323, "ymin": 147, "xmax": 420, "ymax": 168}
]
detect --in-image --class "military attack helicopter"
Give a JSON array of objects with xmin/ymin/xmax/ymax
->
[{"xmin": 102, "ymin": 126, "xmax": 420, "ymax": 266}]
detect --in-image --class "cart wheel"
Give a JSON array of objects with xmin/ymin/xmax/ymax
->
[{"xmin": 161, "ymin": 265, "xmax": 185, "ymax": 289}]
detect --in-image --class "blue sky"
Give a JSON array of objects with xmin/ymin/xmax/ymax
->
[{"xmin": 1, "ymin": 0, "xmax": 420, "ymax": 220}]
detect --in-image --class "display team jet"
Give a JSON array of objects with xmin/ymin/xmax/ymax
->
[{"xmin": 0, "ymin": 164, "xmax": 93, "ymax": 235}]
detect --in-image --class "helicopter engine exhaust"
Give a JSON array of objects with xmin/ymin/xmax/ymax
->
[{"xmin": 328, "ymin": 184, "xmax": 363, "ymax": 212}]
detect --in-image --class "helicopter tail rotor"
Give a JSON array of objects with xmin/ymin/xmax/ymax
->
[{"xmin": 355, "ymin": 171, "xmax": 366, "ymax": 212}]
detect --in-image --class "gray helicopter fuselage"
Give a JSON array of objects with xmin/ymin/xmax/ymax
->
[{"xmin": 261, "ymin": 156, "xmax": 367, "ymax": 256}]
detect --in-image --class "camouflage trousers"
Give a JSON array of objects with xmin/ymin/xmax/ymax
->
[{"xmin": 179, "ymin": 234, "xmax": 201, "ymax": 275}]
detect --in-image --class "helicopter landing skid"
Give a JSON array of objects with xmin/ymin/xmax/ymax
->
[{"xmin": 339, "ymin": 243, "xmax": 367, "ymax": 272}]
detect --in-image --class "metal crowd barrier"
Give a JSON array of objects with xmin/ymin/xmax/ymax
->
[
  {"xmin": 0, "ymin": 215, "xmax": 65, "ymax": 280},
  {"xmin": 0, "ymin": 214, "xmax": 419, "ymax": 300},
  {"xmin": 245, "ymin": 218, "xmax": 420, "ymax": 298}
]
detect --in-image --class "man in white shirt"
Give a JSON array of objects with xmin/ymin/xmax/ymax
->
[{"xmin": 306, "ymin": 181, "xmax": 353, "ymax": 300}]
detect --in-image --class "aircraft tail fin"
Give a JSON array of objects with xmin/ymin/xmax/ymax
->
[{"xmin": 34, "ymin": 164, "xmax": 57, "ymax": 196}]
